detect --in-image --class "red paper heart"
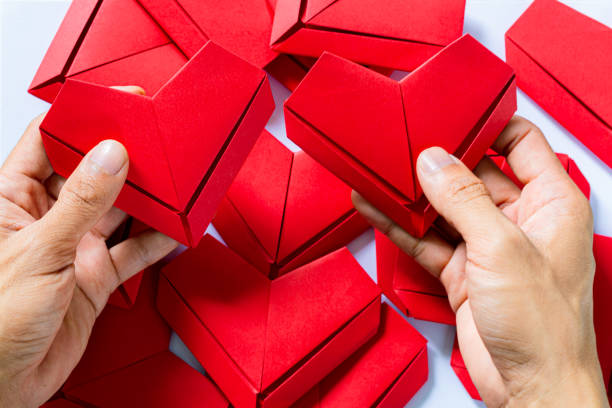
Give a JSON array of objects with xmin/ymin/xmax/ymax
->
[
  {"xmin": 285, "ymin": 34, "xmax": 517, "ymax": 237},
  {"xmin": 157, "ymin": 235, "xmax": 381, "ymax": 408},
  {"xmin": 29, "ymin": 0, "xmax": 304, "ymax": 102},
  {"xmin": 40, "ymin": 41, "xmax": 274, "ymax": 246},
  {"xmin": 213, "ymin": 130, "xmax": 369, "ymax": 277}
]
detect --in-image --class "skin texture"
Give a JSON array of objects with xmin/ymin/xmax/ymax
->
[
  {"xmin": 353, "ymin": 116, "xmax": 608, "ymax": 407},
  {"xmin": 0, "ymin": 87, "xmax": 178, "ymax": 407}
]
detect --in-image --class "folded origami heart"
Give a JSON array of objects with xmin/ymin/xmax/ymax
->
[
  {"xmin": 29, "ymin": 0, "xmax": 300, "ymax": 102},
  {"xmin": 157, "ymin": 235, "xmax": 382, "ymax": 408},
  {"xmin": 292, "ymin": 303, "xmax": 427, "ymax": 408},
  {"xmin": 106, "ymin": 218, "xmax": 148, "ymax": 309},
  {"xmin": 213, "ymin": 130, "xmax": 369, "ymax": 277},
  {"xmin": 285, "ymin": 34, "xmax": 517, "ymax": 237},
  {"xmin": 40, "ymin": 41, "xmax": 274, "ymax": 246},
  {"xmin": 270, "ymin": 0, "xmax": 466, "ymax": 71},
  {"xmin": 62, "ymin": 269, "xmax": 171, "ymax": 390},
  {"xmin": 377, "ymin": 152, "xmax": 590, "ymax": 325},
  {"xmin": 64, "ymin": 352, "xmax": 229, "ymax": 408},
  {"xmin": 506, "ymin": 0, "xmax": 612, "ymax": 169}
]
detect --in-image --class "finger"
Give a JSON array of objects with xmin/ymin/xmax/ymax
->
[
  {"xmin": 91, "ymin": 207, "xmax": 128, "ymax": 240},
  {"xmin": 416, "ymin": 147, "xmax": 515, "ymax": 243},
  {"xmin": 433, "ymin": 217, "xmax": 461, "ymax": 244},
  {"xmin": 109, "ymin": 229, "xmax": 178, "ymax": 285},
  {"xmin": 434, "ymin": 157, "xmax": 521, "ymax": 241},
  {"xmin": 352, "ymin": 191, "xmax": 454, "ymax": 277},
  {"xmin": 111, "ymin": 85, "xmax": 145, "ymax": 95},
  {"xmin": 0, "ymin": 171, "xmax": 49, "ymax": 219},
  {"xmin": 473, "ymin": 157, "xmax": 521, "ymax": 209},
  {"xmin": 455, "ymin": 302, "xmax": 506, "ymax": 407},
  {"xmin": 38, "ymin": 140, "xmax": 129, "ymax": 249},
  {"xmin": 492, "ymin": 116, "xmax": 567, "ymax": 186},
  {"xmin": 45, "ymin": 173, "xmax": 65, "ymax": 201},
  {"xmin": 1, "ymin": 113, "xmax": 53, "ymax": 183}
]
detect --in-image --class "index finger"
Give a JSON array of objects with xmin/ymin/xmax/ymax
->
[
  {"xmin": 1, "ymin": 113, "xmax": 53, "ymax": 183},
  {"xmin": 492, "ymin": 116, "xmax": 567, "ymax": 186}
]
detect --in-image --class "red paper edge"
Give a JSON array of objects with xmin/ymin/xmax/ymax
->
[
  {"xmin": 29, "ymin": 0, "xmax": 99, "ymax": 99},
  {"xmin": 156, "ymin": 273, "xmax": 259, "ymax": 408},
  {"xmin": 261, "ymin": 298, "xmax": 381, "ymax": 408},
  {"xmin": 396, "ymin": 290, "xmax": 455, "ymax": 326},
  {"xmin": 505, "ymin": 36, "xmax": 612, "ymax": 169},
  {"xmin": 272, "ymin": 27, "xmax": 442, "ymax": 72},
  {"xmin": 185, "ymin": 76, "xmax": 274, "ymax": 247},
  {"xmin": 376, "ymin": 346, "xmax": 429, "ymax": 408},
  {"xmin": 278, "ymin": 211, "xmax": 369, "ymax": 275}
]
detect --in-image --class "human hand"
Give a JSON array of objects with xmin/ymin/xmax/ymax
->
[
  {"xmin": 353, "ymin": 116, "xmax": 608, "ymax": 407},
  {"xmin": 0, "ymin": 87, "xmax": 178, "ymax": 407}
]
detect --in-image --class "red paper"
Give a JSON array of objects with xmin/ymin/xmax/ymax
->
[
  {"xmin": 106, "ymin": 218, "xmax": 148, "ymax": 309},
  {"xmin": 28, "ymin": 0, "xmax": 309, "ymax": 101},
  {"xmin": 157, "ymin": 235, "xmax": 381, "ymax": 408},
  {"xmin": 285, "ymin": 34, "xmax": 517, "ymax": 237},
  {"xmin": 63, "ymin": 269, "xmax": 171, "ymax": 390},
  {"xmin": 65, "ymin": 351, "xmax": 229, "ymax": 407},
  {"xmin": 29, "ymin": 0, "xmax": 181, "ymax": 102},
  {"xmin": 376, "ymin": 230, "xmax": 455, "ymax": 325},
  {"xmin": 265, "ymin": 55, "xmax": 317, "ymax": 91},
  {"xmin": 270, "ymin": 0, "xmax": 466, "ymax": 71},
  {"xmin": 40, "ymin": 41, "xmax": 274, "ymax": 247},
  {"xmin": 293, "ymin": 303, "xmax": 427, "ymax": 408},
  {"xmin": 213, "ymin": 130, "xmax": 369, "ymax": 277},
  {"xmin": 505, "ymin": 0, "xmax": 612, "ymax": 169}
]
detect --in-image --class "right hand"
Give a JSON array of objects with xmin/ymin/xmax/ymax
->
[{"xmin": 353, "ymin": 116, "xmax": 608, "ymax": 407}]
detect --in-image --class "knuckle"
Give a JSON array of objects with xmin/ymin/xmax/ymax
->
[
  {"xmin": 478, "ymin": 226, "xmax": 524, "ymax": 259},
  {"xmin": 63, "ymin": 176, "xmax": 104, "ymax": 212},
  {"xmin": 446, "ymin": 175, "xmax": 489, "ymax": 206},
  {"xmin": 564, "ymin": 192, "xmax": 593, "ymax": 227},
  {"xmin": 407, "ymin": 237, "xmax": 427, "ymax": 260},
  {"xmin": 134, "ymin": 239, "xmax": 153, "ymax": 266}
]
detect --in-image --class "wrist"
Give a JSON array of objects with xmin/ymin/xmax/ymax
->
[{"xmin": 506, "ymin": 361, "xmax": 608, "ymax": 408}]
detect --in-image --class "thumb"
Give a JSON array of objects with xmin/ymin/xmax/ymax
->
[
  {"xmin": 41, "ymin": 140, "xmax": 128, "ymax": 247},
  {"xmin": 417, "ymin": 147, "xmax": 512, "ymax": 243}
]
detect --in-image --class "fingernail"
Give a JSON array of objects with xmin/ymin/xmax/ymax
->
[
  {"xmin": 418, "ymin": 147, "xmax": 456, "ymax": 175},
  {"xmin": 87, "ymin": 140, "xmax": 127, "ymax": 175}
]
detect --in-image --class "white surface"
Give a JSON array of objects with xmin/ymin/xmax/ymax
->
[{"xmin": 1, "ymin": 1, "xmax": 611, "ymax": 407}]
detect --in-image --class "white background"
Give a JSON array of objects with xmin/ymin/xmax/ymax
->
[{"xmin": 1, "ymin": 1, "xmax": 612, "ymax": 407}]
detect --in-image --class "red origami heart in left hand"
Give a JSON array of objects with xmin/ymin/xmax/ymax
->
[{"xmin": 40, "ymin": 41, "xmax": 274, "ymax": 246}]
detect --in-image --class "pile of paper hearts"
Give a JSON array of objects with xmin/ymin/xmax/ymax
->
[{"xmin": 33, "ymin": 0, "xmax": 611, "ymax": 407}]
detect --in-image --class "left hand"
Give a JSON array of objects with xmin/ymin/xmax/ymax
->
[{"xmin": 0, "ymin": 87, "xmax": 178, "ymax": 407}]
